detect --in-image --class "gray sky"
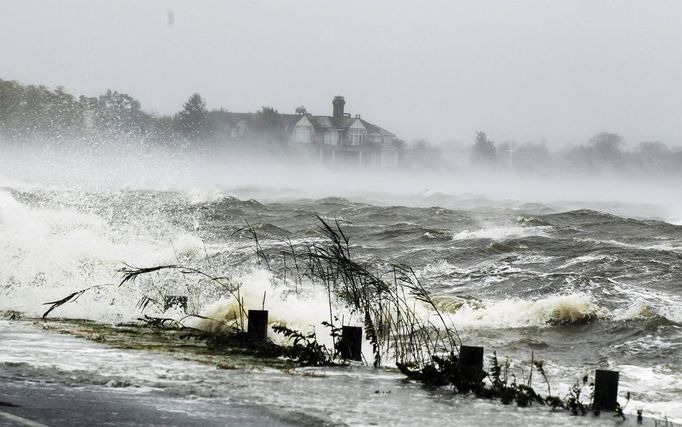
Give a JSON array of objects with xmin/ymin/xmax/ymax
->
[{"xmin": 2, "ymin": 0, "xmax": 681, "ymax": 146}]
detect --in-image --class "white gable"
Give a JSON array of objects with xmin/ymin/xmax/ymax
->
[
  {"xmin": 349, "ymin": 118, "xmax": 366, "ymax": 130},
  {"xmin": 292, "ymin": 116, "xmax": 314, "ymax": 144},
  {"xmin": 295, "ymin": 116, "xmax": 313, "ymax": 127}
]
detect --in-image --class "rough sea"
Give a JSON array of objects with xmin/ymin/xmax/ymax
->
[{"xmin": 0, "ymin": 155, "xmax": 680, "ymax": 425}]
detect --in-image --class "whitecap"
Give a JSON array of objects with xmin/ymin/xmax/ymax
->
[
  {"xmin": 184, "ymin": 188, "xmax": 227, "ymax": 204},
  {"xmin": 452, "ymin": 225, "xmax": 551, "ymax": 241},
  {"xmin": 445, "ymin": 293, "xmax": 603, "ymax": 328}
]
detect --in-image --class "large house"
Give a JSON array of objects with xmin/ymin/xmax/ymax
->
[{"xmin": 209, "ymin": 96, "xmax": 399, "ymax": 167}]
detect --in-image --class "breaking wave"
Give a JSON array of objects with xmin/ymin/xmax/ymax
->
[
  {"xmin": 452, "ymin": 225, "xmax": 552, "ymax": 241},
  {"xmin": 442, "ymin": 294, "xmax": 602, "ymax": 328},
  {"xmin": 437, "ymin": 293, "xmax": 679, "ymax": 329}
]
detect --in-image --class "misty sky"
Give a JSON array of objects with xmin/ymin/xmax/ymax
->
[{"xmin": 2, "ymin": 1, "xmax": 682, "ymax": 146}]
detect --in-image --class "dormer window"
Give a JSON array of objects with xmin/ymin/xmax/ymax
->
[
  {"xmin": 348, "ymin": 128, "xmax": 365, "ymax": 145},
  {"xmin": 294, "ymin": 125, "xmax": 313, "ymax": 143}
]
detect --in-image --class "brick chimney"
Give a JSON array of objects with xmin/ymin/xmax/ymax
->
[{"xmin": 332, "ymin": 96, "xmax": 345, "ymax": 118}]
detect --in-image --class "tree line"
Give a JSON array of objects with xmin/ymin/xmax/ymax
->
[
  {"xmin": 470, "ymin": 131, "xmax": 682, "ymax": 176},
  {"xmin": 403, "ymin": 131, "xmax": 682, "ymax": 176},
  {"xmin": 0, "ymin": 79, "xmax": 287, "ymax": 146},
  {"xmin": 2, "ymin": 78, "xmax": 681, "ymax": 175}
]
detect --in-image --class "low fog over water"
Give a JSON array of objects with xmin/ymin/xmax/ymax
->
[{"xmin": 2, "ymin": 135, "xmax": 681, "ymax": 225}]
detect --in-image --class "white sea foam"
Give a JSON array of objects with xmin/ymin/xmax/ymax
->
[
  {"xmin": 184, "ymin": 188, "xmax": 227, "ymax": 204},
  {"xmin": 441, "ymin": 294, "xmax": 603, "ymax": 328},
  {"xmin": 557, "ymin": 254, "xmax": 618, "ymax": 269},
  {"xmin": 0, "ymin": 186, "xmax": 359, "ymax": 340},
  {"xmin": 421, "ymin": 260, "xmax": 469, "ymax": 276},
  {"xmin": 191, "ymin": 270, "xmax": 341, "ymax": 339},
  {"xmin": 606, "ymin": 279, "xmax": 682, "ymax": 324},
  {"xmin": 435, "ymin": 291, "xmax": 681, "ymax": 329},
  {"xmin": 611, "ymin": 299, "xmax": 660, "ymax": 321},
  {"xmin": 575, "ymin": 237, "xmax": 682, "ymax": 254},
  {"xmin": 452, "ymin": 225, "xmax": 551, "ymax": 241},
  {"xmin": 0, "ymin": 188, "xmax": 208, "ymax": 321},
  {"xmin": 618, "ymin": 364, "xmax": 682, "ymax": 423}
]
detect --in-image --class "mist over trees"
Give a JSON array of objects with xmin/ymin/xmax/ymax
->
[
  {"xmin": 470, "ymin": 131, "xmax": 497, "ymax": 166},
  {"xmin": 401, "ymin": 139, "xmax": 442, "ymax": 169},
  {"xmin": 254, "ymin": 107, "xmax": 286, "ymax": 147},
  {"xmin": 393, "ymin": 130, "xmax": 682, "ymax": 177},
  {"xmin": 0, "ymin": 79, "xmax": 171, "ymax": 142},
  {"xmin": 92, "ymin": 90, "xmax": 154, "ymax": 138},
  {"xmin": 503, "ymin": 141, "xmax": 551, "ymax": 174},
  {"xmin": 1, "ymin": 78, "xmax": 681, "ymax": 176},
  {"xmin": 0, "ymin": 79, "xmax": 293, "ymax": 152},
  {"xmin": 471, "ymin": 131, "xmax": 682, "ymax": 177},
  {"xmin": 0, "ymin": 80, "xmax": 86, "ymax": 140},
  {"xmin": 174, "ymin": 93, "xmax": 208, "ymax": 139}
]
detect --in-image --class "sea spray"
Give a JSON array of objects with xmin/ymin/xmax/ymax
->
[
  {"xmin": 190, "ymin": 269, "xmax": 343, "ymax": 348},
  {"xmin": 0, "ymin": 184, "xmax": 681, "ymax": 421},
  {"xmin": 0, "ymin": 187, "xmax": 229, "ymax": 321}
]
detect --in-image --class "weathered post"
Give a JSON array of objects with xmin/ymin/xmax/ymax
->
[
  {"xmin": 164, "ymin": 296, "xmax": 188, "ymax": 313},
  {"xmin": 593, "ymin": 369, "xmax": 619, "ymax": 412},
  {"xmin": 458, "ymin": 345, "xmax": 484, "ymax": 370},
  {"xmin": 247, "ymin": 310, "xmax": 269, "ymax": 341},
  {"xmin": 339, "ymin": 326, "xmax": 363, "ymax": 361}
]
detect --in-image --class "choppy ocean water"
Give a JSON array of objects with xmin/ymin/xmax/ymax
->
[{"xmin": 1, "ymin": 183, "xmax": 680, "ymax": 425}]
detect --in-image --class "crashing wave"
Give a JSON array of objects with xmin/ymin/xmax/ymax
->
[{"xmin": 438, "ymin": 294, "xmax": 603, "ymax": 328}]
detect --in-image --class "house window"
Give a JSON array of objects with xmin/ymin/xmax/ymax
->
[
  {"xmin": 294, "ymin": 125, "xmax": 312, "ymax": 143},
  {"xmin": 348, "ymin": 128, "xmax": 364, "ymax": 145},
  {"xmin": 324, "ymin": 130, "xmax": 339, "ymax": 145}
]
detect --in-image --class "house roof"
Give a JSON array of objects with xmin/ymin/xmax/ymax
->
[
  {"xmin": 304, "ymin": 115, "xmax": 395, "ymax": 137},
  {"xmin": 358, "ymin": 118, "xmax": 395, "ymax": 137},
  {"xmin": 208, "ymin": 110, "xmax": 396, "ymax": 138}
]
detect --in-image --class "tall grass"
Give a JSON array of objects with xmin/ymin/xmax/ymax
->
[
  {"xmin": 254, "ymin": 216, "xmax": 462, "ymax": 368},
  {"xmin": 41, "ymin": 217, "xmax": 461, "ymax": 369}
]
